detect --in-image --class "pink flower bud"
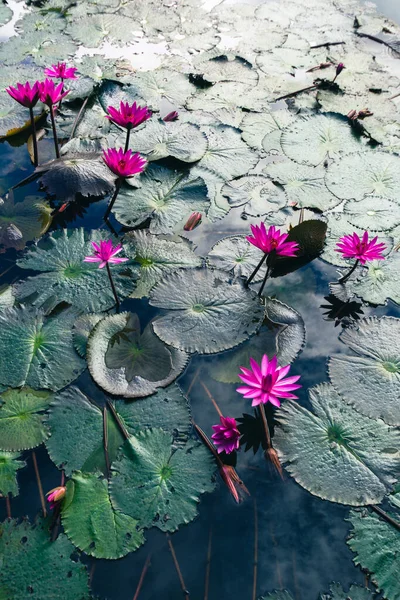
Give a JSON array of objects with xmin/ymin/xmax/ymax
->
[
  {"xmin": 163, "ymin": 111, "xmax": 179, "ymax": 122},
  {"xmin": 184, "ymin": 211, "xmax": 202, "ymax": 231},
  {"xmin": 336, "ymin": 62, "xmax": 345, "ymax": 77},
  {"xmin": 46, "ymin": 485, "xmax": 66, "ymax": 509}
]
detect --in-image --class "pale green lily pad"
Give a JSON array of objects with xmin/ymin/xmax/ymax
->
[
  {"xmin": 0, "ymin": 31, "xmax": 77, "ymax": 67},
  {"xmin": 0, "ymin": 388, "xmax": 52, "ymax": 452},
  {"xmin": 63, "ymin": 76, "xmax": 96, "ymax": 103},
  {"xmin": 264, "ymin": 161, "xmax": 342, "ymax": 211},
  {"xmin": 110, "ymin": 429, "xmax": 216, "ymax": 532},
  {"xmin": 15, "ymin": 229, "xmax": 136, "ymax": 313},
  {"xmin": 320, "ymin": 583, "xmax": 375, "ymax": 600},
  {"xmin": 0, "ymin": 307, "xmax": 86, "ymax": 392},
  {"xmin": 221, "ymin": 175, "xmax": 287, "ymax": 215},
  {"xmin": 62, "ymin": 472, "xmax": 144, "ymax": 559},
  {"xmin": 123, "ymin": 230, "xmax": 202, "ymax": 298},
  {"xmin": 0, "ymin": 192, "xmax": 52, "ymax": 253},
  {"xmin": 66, "ymin": 14, "xmax": 142, "ymax": 47},
  {"xmin": 113, "ymin": 165, "xmax": 210, "ymax": 234},
  {"xmin": 329, "ymin": 316, "xmax": 400, "ymax": 426},
  {"xmin": 150, "ymin": 268, "xmax": 265, "ymax": 354},
  {"xmin": 73, "ymin": 314, "xmax": 103, "ymax": 357},
  {"xmin": 195, "ymin": 55, "xmax": 258, "ymax": 85},
  {"xmin": 325, "ymin": 151, "xmax": 400, "ymax": 201},
  {"xmin": 129, "ymin": 119, "xmax": 208, "ymax": 162},
  {"xmin": 127, "ymin": 69, "xmax": 195, "ymax": 110},
  {"xmin": 281, "ymin": 113, "xmax": 363, "ymax": 166},
  {"xmin": 0, "ymin": 4, "xmax": 12, "ymax": 27},
  {"xmin": 99, "ymin": 80, "xmax": 145, "ymax": 116},
  {"xmin": 0, "ymin": 452, "xmax": 26, "ymax": 497},
  {"xmin": 0, "ymin": 519, "xmax": 91, "ymax": 599},
  {"xmin": 187, "ymin": 81, "xmax": 268, "ymax": 113},
  {"xmin": 343, "ymin": 196, "xmax": 400, "ymax": 231},
  {"xmin": 197, "ymin": 125, "xmax": 258, "ymax": 179},
  {"xmin": 260, "ymin": 593, "xmax": 294, "ymax": 600},
  {"xmin": 208, "ymin": 298, "xmax": 305, "ymax": 383},
  {"xmin": 0, "ymin": 95, "xmax": 34, "ymax": 139},
  {"xmin": 274, "ymin": 383, "xmax": 400, "ymax": 505},
  {"xmin": 347, "ymin": 508, "xmax": 400, "ymax": 600},
  {"xmin": 349, "ymin": 253, "xmax": 400, "ymax": 306},
  {"xmin": 87, "ymin": 312, "xmax": 189, "ymax": 398},
  {"xmin": 207, "ymin": 235, "xmax": 268, "ymax": 283},
  {"xmin": 0, "ymin": 285, "xmax": 14, "ymax": 308},
  {"xmin": 240, "ymin": 108, "xmax": 294, "ymax": 153}
]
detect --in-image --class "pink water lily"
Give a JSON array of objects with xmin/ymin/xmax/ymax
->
[
  {"xmin": 39, "ymin": 78, "xmax": 69, "ymax": 106},
  {"xmin": 163, "ymin": 110, "xmax": 179, "ymax": 122},
  {"xmin": 237, "ymin": 355, "xmax": 301, "ymax": 408},
  {"xmin": 212, "ymin": 416, "xmax": 240, "ymax": 454},
  {"xmin": 6, "ymin": 81, "xmax": 40, "ymax": 108},
  {"xmin": 102, "ymin": 148, "xmax": 147, "ymax": 179},
  {"xmin": 46, "ymin": 485, "xmax": 66, "ymax": 509},
  {"xmin": 247, "ymin": 223, "xmax": 299, "ymax": 257},
  {"xmin": 184, "ymin": 211, "xmax": 202, "ymax": 231},
  {"xmin": 84, "ymin": 240, "xmax": 129, "ymax": 269},
  {"xmin": 336, "ymin": 231, "xmax": 386, "ymax": 265},
  {"xmin": 44, "ymin": 62, "xmax": 78, "ymax": 80},
  {"xmin": 106, "ymin": 101, "xmax": 151, "ymax": 130}
]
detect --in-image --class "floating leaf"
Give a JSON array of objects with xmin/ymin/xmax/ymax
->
[
  {"xmin": 123, "ymin": 230, "xmax": 202, "ymax": 298},
  {"xmin": 320, "ymin": 582, "xmax": 375, "ymax": 600},
  {"xmin": 207, "ymin": 235, "xmax": 268, "ymax": 282},
  {"xmin": 113, "ymin": 165, "xmax": 210, "ymax": 234},
  {"xmin": 195, "ymin": 54, "xmax": 258, "ymax": 85},
  {"xmin": 347, "ymin": 508, "xmax": 400, "ymax": 600},
  {"xmin": 0, "ymin": 388, "xmax": 52, "ymax": 452},
  {"xmin": 208, "ymin": 298, "xmax": 305, "ymax": 383},
  {"xmin": 0, "ymin": 452, "xmax": 26, "ymax": 497},
  {"xmin": 221, "ymin": 175, "xmax": 287, "ymax": 215},
  {"xmin": 281, "ymin": 113, "xmax": 363, "ymax": 167},
  {"xmin": 127, "ymin": 69, "xmax": 195, "ymax": 110},
  {"xmin": 0, "ymin": 95, "xmax": 36, "ymax": 139},
  {"xmin": 0, "ymin": 192, "xmax": 51, "ymax": 253},
  {"xmin": 66, "ymin": 14, "xmax": 142, "ymax": 47},
  {"xmin": 260, "ymin": 593, "xmax": 294, "ymax": 600},
  {"xmin": 0, "ymin": 307, "xmax": 86, "ymax": 392},
  {"xmin": 149, "ymin": 268, "xmax": 265, "ymax": 354},
  {"xmin": 0, "ymin": 519, "xmax": 91, "ymax": 599},
  {"xmin": 110, "ymin": 429, "xmax": 215, "ymax": 532},
  {"xmin": 62, "ymin": 472, "xmax": 144, "ymax": 559},
  {"xmin": 349, "ymin": 253, "xmax": 400, "ymax": 306},
  {"xmin": 0, "ymin": 31, "xmax": 77, "ymax": 67},
  {"xmin": 274, "ymin": 383, "xmax": 400, "ymax": 505},
  {"xmin": 0, "ymin": 4, "xmax": 12, "ymax": 27},
  {"xmin": 329, "ymin": 316, "xmax": 400, "ymax": 426},
  {"xmin": 87, "ymin": 312, "xmax": 189, "ymax": 398},
  {"xmin": 240, "ymin": 108, "xmax": 294, "ymax": 153},
  {"xmin": 15, "ymin": 229, "xmax": 137, "ymax": 313},
  {"xmin": 73, "ymin": 314, "xmax": 103, "ymax": 357},
  {"xmin": 325, "ymin": 151, "xmax": 400, "ymax": 201},
  {"xmin": 197, "ymin": 125, "xmax": 258, "ymax": 179},
  {"xmin": 343, "ymin": 196, "xmax": 400, "ymax": 231}
]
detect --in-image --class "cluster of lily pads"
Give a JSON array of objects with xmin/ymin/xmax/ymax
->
[{"xmin": 1, "ymin": 0, "xmax": 400, "ymax": 598}]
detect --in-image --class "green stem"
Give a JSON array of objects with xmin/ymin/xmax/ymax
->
[
  {"xmin": 124, "ymin": 127, "xmax": 131, "ymax": 153},
  {"xmin": 338, "ymin": 259, "xmax": 359, "ymax": 283},
  {"xmin": 29, "ymin": 106, "xmax": 39, "ymax": 166},
  {"xmin": 246, "ymin": 252, "xmax": 268, "ymax": 287},
  {"xmin": 49, "ymin": 105, "xmax": 60, "ymax": 159},
  {"xmin": 104, "ymin": 179, "xmax": 121, "ymax": 221},
  {"xmin": 69, "ymin": 96, "xmax": 89, "ymax": 141},
  {"xmin": 106, "ymin": 262, "xmax": 120, "ymax": 310},
  {"xmin": 258, "ymin": 263, "xmax": 271, "ymax": 297}
]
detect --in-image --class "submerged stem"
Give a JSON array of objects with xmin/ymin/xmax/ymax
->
[
  {"xmin": 200, "ymin": 380, "xmax": 223, "ymax": 416},
  {"xmin": 32, "ymin": 450, "xmax": 47, "ymax": 517},
  {"xmin": 338, "ymin": 259, "xmax": 359, "ymax": 283},
  {"xmin": 246, "ymin": 252, "xmax": 267, "ymax": 287},
  {"xmin": 106, "ymin": 262, "xmax": 120, "ymax": 310},
  {"xmin": 29, "ymin": 106, "xmax": 38, "ymax": 167},
  {"xmin": 49, "ymin": 105, "xmax": 60, "ymax": 159},
  {"xmin": 133, "ymin": 554, "xmax": 152, "ymax": 600},
  {"xmin": 166, "ymin": 534, "xmax": 190, "ymax": 600},
  {"xmin": 257, "ymin": 405, "xmax": 272, "ymax": 449},
  {"xmin": 104, "ymin": 179, "xmax": 121, "ymax": 221}
]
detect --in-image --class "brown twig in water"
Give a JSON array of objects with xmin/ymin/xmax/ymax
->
[
  {"xmin": 186, "ymin": 366, "xmax": 201, "ymax": 396},
  {"xmin": 252, "ymin": 499, "xmax": 258, "ymax": 600},
  {"xmin": 200, "ymin": 380, "xmax": 223, "ymax": 416},
  {"xmin": 106, "ymin": 399, "xmax": 130, "ymax": 440},
  {"xmin": 133, "ymin": 554, "xmax": 151, "ymax": 600},
  {"xmin": 355, "ymin": 30, "xmax": 400, "ymax": 56},
  {"xmin": 32, "ymin": 450, "xmax": 47, "ymax": 517},
  {"xmin": 166, "ymin": 533, "xmax": 190, "ymax": 600},
  {"xmin": 103, "ymin": 405, "xmax": 111, "ymax": 478},
  {"xmin": 274, "ymin": 84, "xmax": 318, "ymax": 102},
  {"xmin": 204, "ymin": 529, "xmax": 212, "ymax": 600},
  {"xmin": 5, "ymin": 494, "xmax": 11, "ymax": 519},
  {"xmin": 69, "ymin": 96, "xmax": 89, "ymax": 141},
  {"xmin": 371, "ymin": 504, "xmax": 400, "ymax": 532},
  {"xmin": 310, "ymin": 41, "xmax": 345, "ymax": 48}
]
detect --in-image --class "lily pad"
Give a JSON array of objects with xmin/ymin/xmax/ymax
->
[
  {"xmin": 349, "ymin": 253, "xmax": 400, "ymax": 306},
  {"xmin": 281, "ymin": 113, "xmax": 363, "ymax": 167},
  {"xmin": 240, "ymin": 108, "xmax": 294, "ymax": 153},
  {"xmin": 66, "ymin": 14, "xmax": 142, "ymax": 47},
  {"xmin": 62, "ymin": 472, "xmax": 144, "ymax": 559},
  {"xmin": 0, "ymin": 452, "xmax": 26, "ymax": 497},
  {"xmin": 0, "ymin": 519, "xmax": 91, "ymax": 599},
  {"xmin": 207, "ymin": 235, "xmax": 268, "ymax": 282},
  {"xmin": 0, "ymin": 95, "xmax": 36, "ymax": 140},
  {"xmin": 274, "ymin": 383, "xmax": 400, "ymax": 505},
  {"xmin": 347, "ymin": 508, "xmax": 400, "ymax": 600},
  {"xmin": 194, "ymin": 55, "xmax": 259, "ymax": 85},
  {"xmin": 0, "ymin": 307, "xmax": 86, "ymax": 392},
  {"xmin": 221, "ymin": 175, "xmax": 287, "ymax": 215},
  {"xmin": 73, "ymin": 314, "xmax": 103, "ymax": 357},
  {"xmin": 123, "ymin": 230, "xmax": 202, "ymax": 298},
  {"xmin": 0, "ymin": 192, "xmax": 52, "ymax": 253},
  {"xmin": 149, "ymin": 268, "xmax": 265, "ymax": 354},
  {"xmin": 113, "ymin": 165, "xmax": 210, "ymax": 234},
  {"xmin": 127, "ymin": 69, "xmax": 195, "ymax": 110},
  {"xmin": 260, "ymin": 593, "xmax": 294, "ymax": 600},
  {"xmin": 0, "ymin": 4, "xmax": 12, "ymax": 27},
  {"xmin": 329, "ymin": 316, "xmax": 400, "ymax": 426},
  {"xmin": 0, "ymin": 31, "xmax": 77, "ymax": 67},
  {"xmin": 321, "ymin": 583, "xmax": 375, "ymax": 600},
  {"xmin": 87, "ymin": 312, "xmax": 189, "ymax": 398},
  {"xmin": 343, "ymin": 196, "xmax": 400, "ymax": 231},
  {"xmin": 0, "ymin": 388, "xmax": 52, "ymax": 452},
  {"xmin": 15, "ymin": 228, "xmax": 137, "ymax": 313},
  {"xmin": 110, "ymin": 429, "xmax": 216, "ymax": 532}
]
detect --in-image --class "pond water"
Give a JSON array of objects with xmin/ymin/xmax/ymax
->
[{"xmin": 0, "ymin": 1, "xmax": 400, "ymax": 600}]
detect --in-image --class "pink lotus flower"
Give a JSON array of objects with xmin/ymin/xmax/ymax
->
[
  {"xmin": 46, "ymin": 485, "xmax": 66, "ymax": 509},
  {"xmin": 237, "ymin": 355, "xmax": 301, "ymax": 407},
  {"xmin": 84, "ymin": 240, "xmax": 129, "ymax": 269},
  {"xmin": 163, "ymin": 110, "xmax": 179, "ymax": 122},
  {"xmin": 39, "ymin": 78, "xmax": 69, "ymax": 106},
  {"xmin": 106, "ymin": 101, "xmax": 151, "ymax": 129},
  {"xmin": 247, "ymin": 224, "xmax": 299, "ymax": 257},
  {"xmin": 44, "ymin": 62, "xmax": 78, "ymax": 80},
  {"xmin": 102, "ymin": 148, "xmax": 147, "ymax": 179},
  {"xmin": 335, "ymin": 231, "xmax": 386, "ymax": 265},
  {"xmin": 211, "ymin": 416, "xmax": 240, "ymax": 454},
  {"xmin": 6, "ymin": 81, "xmax": 40, "ymax": 108},
  {"xmin": 184, "ymin": 211, "xmax": 202, "ymax": 231}
]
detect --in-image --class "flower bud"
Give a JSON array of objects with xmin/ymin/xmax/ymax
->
[
  {"xmin": 46, "ymin": 485, "xmax": 66, "ymax": 508},
  {"xmin": 184, "ymin": 211, "xmax": 202, "ymax": 231},
  {"xmin": 163, "ymin": 110, "xmax": 179, "ymax": 122},
  {"xmin": 336, "ymin": 62, "xmax": 345, "ymax": 77}
]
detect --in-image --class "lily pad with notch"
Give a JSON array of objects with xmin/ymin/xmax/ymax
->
[{"xmin": 0, "ymin": 452, "xmax": 26, "ymax": 497}]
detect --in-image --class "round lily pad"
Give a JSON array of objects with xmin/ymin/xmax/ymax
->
[
  {"xmin": 241, "ymin": 108, "xmax": 294, "ymax": 153},
  {"xmin": 110, "ymin": 429, "xmax": 216, "ymax": 532},
  {"xmin": 274, "ymin": 383, "xmax": 400, "ymax": 505},
  {"xmin": 0, "ymin": 452, "xmax": 26, "ymax": 497},
  {"xmin": 73, "ymin": 314, "xmax": 103, "ymax": 357},
  {"xmin": 149, "ymin": 268, "xmax": 265, "ymax": 354},
  {"xmin": 207, "ymin": 235, "xmax": 268, "ymax": 282},
  {"xmin": 66, "ymin": 14, "xmax": 142, "ymax": 47},
  {"xmin": 349, "ymin": 253, "xmax": 400, "ymax": 306},
  {"xmin": 343, "ymin": 196, "xmax": 400, "ymax": 231},
  {"xmin": 126, "ymin": 69, "xmax": 195, "ymax": 110},
  {"xmin": 321, "ymin": 583, "xmax": 375, "ymax": 600},
  {"xmin": 221, "ymin": 175, "xmax": 287, "ymax": 215}
]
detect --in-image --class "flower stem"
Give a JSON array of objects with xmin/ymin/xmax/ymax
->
[
  {"xmin": 258, "ymin": 263, "xmax": 271, "ymax": 297},
  {"xmin": 124, "ymin": 127, "xmax": 131, "ymax": 153},
  {"xmin": 338, "ymin": 259, "xmax": 359, "ymax": 283},
  {"xmin": 69, "ymin": 96, "xmax": 89, "ymax": 141},
  {"xmin": 32, "ymin": 450, "xmax": 47, "ymax": 517},
  {"xmin": 246, "ymin": 252, "xmax": 268, "ymax": 287},
  {"xmin": 59, "ymin": 79, "xmax": 64, "ymax": 112},
  {"xmin": 104, "ymin": 179, "xmax": 121, "ymax": 221},
  {"xmin": 257, "ymin": 405, "xmax": 272, "ymax": 449},
  {"xmin": 49, "ymin": 105, "xmax": 60, "ymax": 159},
  {"xmin": 106, "ymin": 262, "xmax": 120, "ymax": 310},
  {"xmin": 29, "ymin": 106, "xmax": 39, "ymax": 166}
]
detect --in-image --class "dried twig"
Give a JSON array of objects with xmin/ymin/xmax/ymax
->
[
  {"xmin": 5, "ymin": 494, "xmax": 11, "ymax": 519},
  {"xmin": 133, "ymin": 554, "xmax": 151, "ymax": 600},
  {"xmin": 200, "ymin": 380, "xmax": 223, "ymax": 416},
  {"xmin": 310, "ymin": 41, "xmax": 345, "ymax": 48},
  {"xmin": 106, "ymin": 399, "xmax": 130, "ymax": 440},
  {"xmin": 186, "ymin": 366, "xmax": 201, "ymax": 396},
  {"xmin": 166, "ymin": 534, "xmax": 190, "ymax": 600},
  {"xmin": 32, "ymin": 451, "xmax": 47, "ymax": 517},
  {"xmin": 69, "ymin": 96, "xmax": 90, "ymax": 141}
]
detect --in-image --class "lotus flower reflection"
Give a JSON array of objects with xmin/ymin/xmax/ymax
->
[
  {"xmin": 84, "ymin": 240, "xmax": 128, "ymax": 308},
  {"xmin": 211, "ymin": 416, "xmax": 240, "ymax": 454},
  {"xmin": 336, "ymin": 231, "xmax": 386, "ymax": 283},
  {"xmin": 237, "ymin": 355, "xmax": 301, "ymax": 407}
]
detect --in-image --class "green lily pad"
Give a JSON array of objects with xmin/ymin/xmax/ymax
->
[
  {"xmin": 63, "ymin": 76, "xmax": 97, "ymax": 103},
  {"xmin": 66, "ymin": 14, "xmax": 142, "ymax": 47},
  {"xmin": 329, "ymin": 316, "xmax": 400, "ymax": 426},
  {"xmin": 0, "ymin": 4, "xmax": 12, "ymax": 27},
  {"xmin": 73, "ymin": 314, "xmax": 103, "ymax": 357},
  {"xmin": 123, "ymin": 230, "xmax": 202, "ymax": 298},
  {"xmin": 0, "ymin": 307, "xmax": 86, "ymax": 392},
  {"xmin": 113, "ymin": 165, "xmax": 210, "ymax": 234},
  {"xmin": 0, "ymin": 95, "xmax": 35, "ymax": 140},
  {"xmin": 320, "ymin": 583, "xmax": 375, "ymax": 600},
  {"xmin": 281, "ymin": 113, "xmax": 363, "ymax": 167},
  {"xmin": 0, "ymin": 519, "xmax": 91, "ymax": 599},
  {"xmin": 197, "ymin": 125, "xmax": 258, "ymax": 179},
  {"xmin": 0, "ymin": 192, "xmax": 52, "ymax": 253},
  {"xmin": 87, "ymin": 312, "xmax": 189, "ymax": 398},
  {"xmin": 207, "ymin": 235, "xmax": 268, "ymax": 283},
  {"xmin": 0, "ymin": 452, "xmax": 26, "ymax": 497},
  {"xmin": 240, "ymin": 108, "xmax": 294, "ymax": 153},
  {"xmin": 274, "ymin": 383, "xmax": 400, "ymax": 505},
  {"xmin": 347, "ymin": 508, "xmax": 400, "ymax": 600},
  {"xmin": 208, "ymin": 298, "xmax": 305, "ymax": 383},
  {"xmin": 126, "ymin": 69, "xmax": 195, "ymax": 110},
  {"xmin": 260, "ymin": 593, "xmax": 294, "ymax": 600},
  {"xmin": 0, "ymin": 31, "xmax": 77, "ymax": 67},
  {"xmin": 187, "ymin": 81, "xmax": 268, "ymax": 113},
  {"xmin": 15, "ymin": 229, "xmax": 136, "ymax": 313},
  {"xmin": 349, "ymin": 253, "xmax": 400, "ymax": 306},
  {"xmin": 0, "ymin": 388, "xmax": 52, "ymax": 452},
  {"xmin": 343, "ymin": 196, "xmax": 400, "ymax": 231},
  {"xmin": 194, "ymin": 54, "xmax": 259, "ymax": 85},
  {"xmin": 149, "ymin": 268, "xmax": 265, "ymax": 354},
  {"xmin": 221, "ymin": 175, "xmax": 287, "ymax": 215},
  {"xmin": 110, "ymin": 429, "xmax": 216, "ymax": 532},
  {"xmin": 62, "ymin": 472, "xmax": 144, "ymax": 559}
]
